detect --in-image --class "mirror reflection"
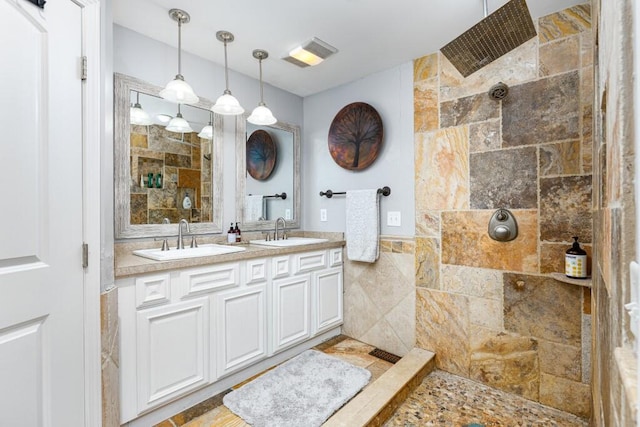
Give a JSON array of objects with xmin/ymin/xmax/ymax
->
[
  {"xmin": 115, "ymin": 73, "xmax": 223, "ymax": 239},
  {"xmin": 236, "ymin": 118, "xmax": 300, "ymax": 231}
]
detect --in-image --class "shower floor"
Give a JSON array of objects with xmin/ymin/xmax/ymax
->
[{"xmin": 156, "ymin": 336, "xmax": 587, "ymax": 427}]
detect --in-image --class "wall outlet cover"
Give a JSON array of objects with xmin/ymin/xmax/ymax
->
[
  {"xmin": 387, "ymin": 211, "xmax": 401, "ymax": 227},
  {"xmin": 320, "ymin": 209, "xmax": 327, "ymax": 222}
]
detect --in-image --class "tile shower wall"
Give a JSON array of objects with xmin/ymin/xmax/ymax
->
[
  {"xmin": 130, "ymin": 124, "xmax": 211, "ymax": 224},
  {"xmin": 343, "ymin": 237, "xmax": 416, "ymax": 358},
  {"xmin": 591, "ymin": 0, "xmax": 638, "ymax": 425},
  {"xmin": 413, "ymin": 4, "xmax": 593, "ymax": 418}
]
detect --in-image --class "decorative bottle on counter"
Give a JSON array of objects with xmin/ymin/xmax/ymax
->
[
  {"xmin": 565, "ymin": 236, "xmax": 587, "ymax": 279},
  {"xmin": 227, "ymin": 223, "xmax": 236, "ymax": 243},
  {"xmin": 234, "ymin": 222, "xmax": 241, "ymax": 243}
]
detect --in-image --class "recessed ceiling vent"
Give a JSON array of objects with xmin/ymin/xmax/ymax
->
[{"xmin": 283, "ymin": 37, "xmax": 338, "ymax": 68}]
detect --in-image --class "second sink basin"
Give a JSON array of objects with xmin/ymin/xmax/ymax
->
[
  {"xmin": 133, "ymin": 244, "xmax": 246, "ymax": 261},
  {"xmin": 249, "ymin": 237, "xmax": 329, "ymax": 247}
]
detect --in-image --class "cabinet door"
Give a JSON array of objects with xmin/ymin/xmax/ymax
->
[
  {"xmin": 216, "ymin": 285, "xmax": 267, "ymax": 377},
  {"xmin": 136, "ymin": 297, "xmax": 210, "ymax": 413},
  {"xmin": 313, "ymin": 266, "xmax": 344, "ymax": 335},
  {"xmin": 271, "ymin": 274, "xmax": 311, "ymax": 354}
]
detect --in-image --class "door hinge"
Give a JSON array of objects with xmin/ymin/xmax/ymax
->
[
  {"xmin": 81, "ymin": 56, "xmax": 87, "ymax": 81},
  {"xmin": 82, "ymin": 243, "xmax": 89, "ymax": 268}
]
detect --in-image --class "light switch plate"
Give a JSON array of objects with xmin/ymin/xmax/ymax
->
[
  {"xmin": 320, "ymin": 209, "xmax": 327, "ymax": 222},
  {"xmin": 387, "ymin": 211, "xmax": 401, "ymax": 227},
  {"xmin": 285, "ymin": 209, "xmax": 291, "ymax": 220}
]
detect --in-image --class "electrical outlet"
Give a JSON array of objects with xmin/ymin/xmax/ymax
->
[
  {"xmin": 320, "ymin": 209, "xmax": 327, "ymax": 222},
  {"xmin": 387, "ymin": 211, "xmax": 401, "ymax": 227},
  {"xmin": 285, "ymin": 209, "xmax": 291, "ymax": 220}
]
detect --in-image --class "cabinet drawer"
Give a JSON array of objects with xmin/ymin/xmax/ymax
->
[
  {"xmin": 178, "ymin": 263, "xmax": 239, "ymax": 298},
  {"xmin": 272, "ymin": 256, "xmax": 291, "ymax": 279},
  {"xmin": 135, "ymin": 273, "xmax": 171, "ymax": 308},
  {"xmin": 245, "ymin": 259, "xmax": 268, "ymax": 285},
  {"xmin": 329, "ymin": 248, "xmax": 343, "ymax": 267},
  {"xmin": 294, "ymin": 251, "xmax": 327, "ymax": 274}
]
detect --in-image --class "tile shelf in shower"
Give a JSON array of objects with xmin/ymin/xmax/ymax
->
[{"xmin": 548, "ymin": 272, "xmax": 592, "ymax": 288}]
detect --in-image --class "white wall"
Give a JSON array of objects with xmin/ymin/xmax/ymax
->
[
  {"xmin": 112, "ymin": 25, "xmax": 303, "ymax": 234},
  {"xmin": 302, "ymin": 63, "xmax": 415, "ymax": 236}
]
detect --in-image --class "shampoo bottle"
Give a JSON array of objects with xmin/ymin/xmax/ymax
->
[
  {"xmin": 227, "ymin": 223, "xmax": 236, "ymax": 243},
  {"xmin": 565, "ymin": 236, "xmax": 587, "ymax": 279}
]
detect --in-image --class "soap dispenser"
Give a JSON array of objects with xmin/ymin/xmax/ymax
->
[
  {"xmin": 565, "ymin": 236, "xmax": 587, "ymax": 279},
  {"xmin": 234, "ymin": 222, "xmax": 242, "ymax": 243},
  {"xmin": 227, "ymin": 223, "xmax": 236, "ymax": 243}
]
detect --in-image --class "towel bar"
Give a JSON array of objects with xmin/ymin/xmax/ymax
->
[{"xmin": 319, "ymin": 186, "xmax": 390, "ymax": 199}]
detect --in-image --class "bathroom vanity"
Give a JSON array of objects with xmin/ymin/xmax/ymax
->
[{"xmin": 116, "ymin": 240, "xmax": 344, "ymax": 425}]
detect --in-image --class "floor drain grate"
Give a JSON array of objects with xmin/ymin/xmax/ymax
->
[{"xmin": 368, "ymin": 348, "xmax": 401, "ymax": 364}]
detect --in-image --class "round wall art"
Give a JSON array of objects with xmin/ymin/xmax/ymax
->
[
  {"xmin": 246, "ymin": 129, "xmax": 277, "ymax": 180},
  {"xmin": 328, "ymin": 102, "xmax": 383, "ymax": 171}
]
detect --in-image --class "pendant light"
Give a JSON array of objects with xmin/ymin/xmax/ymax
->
[
  {"xmin": 198, "ymin": 113, "xmax": 214, "ymax": 139},
  {"xmin": 166, "ymin": 104, "xmax": 193, "ymax": 133},
  {"xmin": 248, "ymin": 49, "xmax": 277, "ymax": 125},
  {"xmin": 160, "ymin": 9, "xmax": 199, "ymax": 104},
  {"xmin": 130, "ymin": 91, "xmax": 153, "ymax": 125},
  {"xmin": 211, "ymin": 31, "xmax": 244, "ymax": 115}
]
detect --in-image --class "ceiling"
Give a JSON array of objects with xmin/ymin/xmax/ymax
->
[{"xmin": 113, "ymin": 0, "xmax": 584, "ymax": 97}]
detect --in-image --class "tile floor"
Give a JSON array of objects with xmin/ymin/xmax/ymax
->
[{"xmin": 157, "ymin": 336, "xmax": 587, "ymax": 427}]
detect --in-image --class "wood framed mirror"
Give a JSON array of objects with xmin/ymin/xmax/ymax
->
[
  {"xmin": 235, "ymin": 115, "xmax": 300, "ymax": 231},
  {"xmin": 114, "ymin": 73, "xmax": 224, "ymax": 238}
]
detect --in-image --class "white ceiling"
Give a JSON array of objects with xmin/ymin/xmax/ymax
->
[{"xmin": 113, "ymin": 0, "xmax": 584, "ymax": 97}]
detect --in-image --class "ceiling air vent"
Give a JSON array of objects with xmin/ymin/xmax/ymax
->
[{"xmin": 283, "ymin": 37, "xmax": 338, "ymax": 68}]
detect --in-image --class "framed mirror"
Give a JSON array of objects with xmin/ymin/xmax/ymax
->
[
  {"xmin": 114, "ymin": 73, "xmax": 224, "ymax": 238},
  {"xmin": 236, "ymin": 115, "xmax": 300, "ymax": 231}
]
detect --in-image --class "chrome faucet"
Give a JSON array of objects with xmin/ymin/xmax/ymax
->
[
  {"xmin": 274, "ymin": 217, "xmax": 287, "ymax": 240},
  {"xmin": 177, "ymin": 219, "xmax": 190, "ymax": 249}
]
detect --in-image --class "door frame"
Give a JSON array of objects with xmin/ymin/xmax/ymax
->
[{"xmin": 76, "ymin": 0, "xmax": 102, "ymax": 425}]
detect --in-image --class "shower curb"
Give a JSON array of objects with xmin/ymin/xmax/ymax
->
[{"xmin": 323, "ymin": 347, "xmax": 436, "ymax": 427}]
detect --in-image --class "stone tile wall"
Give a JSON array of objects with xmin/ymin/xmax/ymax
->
[
  {"xmin": 413, "ymin": 4, "xmax": 593, "ymax": 418},
  {"xmin": 343, "ymin": 237, "xmax": 416, "ymax": 358},
  {"xmin": 130, "ymin": 124, "xmax": 211, "ymax": 224},
  {"xmin": 591, "ymin": 0, "xmax": 638, "ymax": 425}
]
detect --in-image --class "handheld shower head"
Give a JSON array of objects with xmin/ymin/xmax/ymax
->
[{"xmin": 488, "ymin": 82, "xmax": 509, "ymax": 100}]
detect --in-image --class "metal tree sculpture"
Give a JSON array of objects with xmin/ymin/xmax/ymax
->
[{"xmin": 328, "ymin": 102, "xmax": 383, "ymax": 170}]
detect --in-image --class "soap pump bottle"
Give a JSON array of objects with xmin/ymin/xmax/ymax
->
[
  {"xmin": 234, "ymin": 222, "xmax": 242, "ymax": 243},
  {"xmin": 565, "ymin": 236, "xmax": 587, "ymax": 279},
  {"xmin": 227, "ymin": 222, "xmax": 236, "ymax": 244}
]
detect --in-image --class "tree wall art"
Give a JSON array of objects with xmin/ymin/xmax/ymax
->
[{"xmin": 328, "ymin": 102, "xmax": 383, "ymax": 171}]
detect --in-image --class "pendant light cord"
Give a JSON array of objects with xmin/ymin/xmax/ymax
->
[
  {"xmin": 259, "ymin": 57, "xmax": 264, "ymax": 105},
  {"xmin": 177, "ymin": 18, "xmax": 182, "ymax": 76},
  {"xmin": 224, "ymin": 40, "xmax": 230, "ymax": 93}
]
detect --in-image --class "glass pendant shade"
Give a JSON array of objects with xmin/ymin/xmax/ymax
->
[
  {"xmin": 247, "ymin": 104, "xmax": 277, "ymax": 125},
  {"xmin": 212, "ymin": 92, "xmax": 244, "ymax": 115},
  {"xmin": 160, "ymin": 76, "xmax": 199, "ymax": 104},
  {"xmin": 130, "ymin": 103, "xmax": 152, "ymax": 126},
  {"xmin": 211, "ymin": 31, "xmax": 244, "ymax": 115},
  {"xmin": 161, "ymin": 9, "xmax": 199, "ymax": 105},
  {"xmin": 248, "ymin": 49, "xmax": 277, "ymax": 126},
  {"xmin": 198, "ymin": 123, "xmax": 213, "ymax": 139},
  {"xmin": 166, "ymin": 112, "xmax": 193, "ymax": 133}
]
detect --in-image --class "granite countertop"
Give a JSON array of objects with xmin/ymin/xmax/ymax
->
[{"xmin": 114, "ymin": 231, "xmax": 344, "ymax": 278}]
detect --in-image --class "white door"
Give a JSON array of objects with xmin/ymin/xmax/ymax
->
[{"xmin": 0, "ymin": 1, "xmax": 85, "ymax": 426}]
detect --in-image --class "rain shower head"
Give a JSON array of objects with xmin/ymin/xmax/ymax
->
[{"xmin": 440, "ymin": 0, "xmax": 536, "ymax": 77}]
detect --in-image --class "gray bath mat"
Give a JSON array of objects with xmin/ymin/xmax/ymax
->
[{"xmin": 223, "ymin": 349, "xmax": 371, "ymax": 427}]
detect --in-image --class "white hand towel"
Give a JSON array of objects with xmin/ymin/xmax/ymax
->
[
  {"xmin": 245, "ymin": 195, "xmax": 264, "ymax": 222},
  {"xmin": 346, "ymin": 189, "xmax": 379, "ymax": 263}
]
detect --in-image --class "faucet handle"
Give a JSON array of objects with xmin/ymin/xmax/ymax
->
[
  {"xmin": 154, "ymin": 237, "xmax": 170, "ymax": 251},
  {"xmin": 190, "ymin": 235, "xmax": 198, "ymax": 248}
]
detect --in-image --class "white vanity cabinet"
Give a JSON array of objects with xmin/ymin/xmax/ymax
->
[{"xmin": 117, "ymin": 247, "xmax": 343, "ymax": 424}]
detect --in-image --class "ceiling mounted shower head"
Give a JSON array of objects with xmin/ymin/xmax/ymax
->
[
  {"xmin": 488, "ymin": 82, "xmax": 509, "ymax": 100},
  {"xmin": 440, "ymin": 0, "xmax": 536, "ymax": 77}
]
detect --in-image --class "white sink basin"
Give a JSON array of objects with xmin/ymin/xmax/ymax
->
[
  {"xmin": 133, "ymin": 244, "xmax": 246, "ymax": 261},
  {"xmin": 249, "ymin": 237, "xmax": 329, "ymax": 247}
]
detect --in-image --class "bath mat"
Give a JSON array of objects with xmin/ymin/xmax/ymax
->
[{"xmin": 223, "ymin": 349, "xmax": 371, "ymax": 427}]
